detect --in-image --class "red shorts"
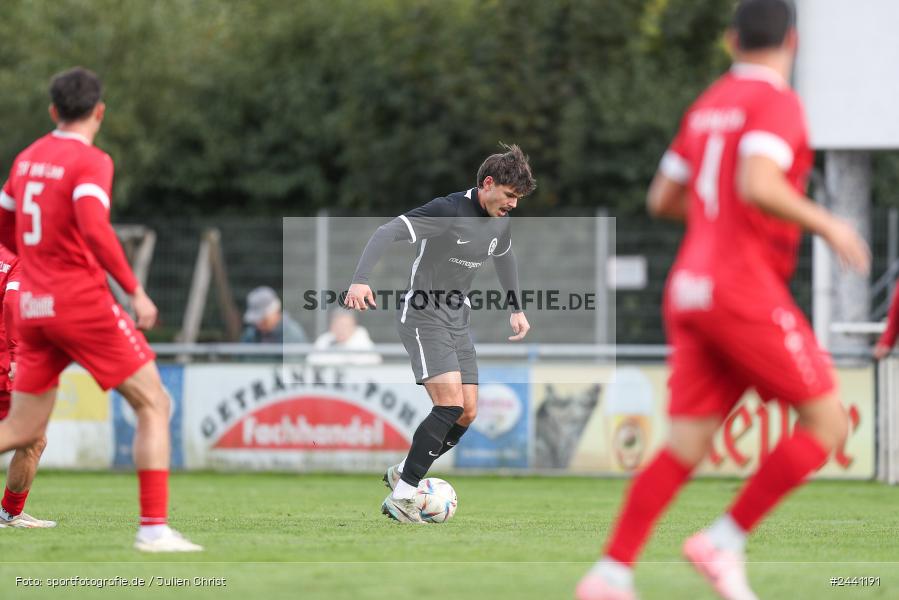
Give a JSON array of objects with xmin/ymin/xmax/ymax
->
[
  {"xmin": 14, "ymin": 303, "xmax": 155, "ymax": 394},
  {"xmin": 664, "ymin": 295, "xmax": 835, "ymax": 418},
  {"xmin": 0, "ymin": 390, "xmax": 9, "ymax": 420}
]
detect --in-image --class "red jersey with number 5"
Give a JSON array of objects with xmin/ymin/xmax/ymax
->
[
  {"xmin": 0, "ymin": 130, "xmax": 138, "ymax": 323},
  {"xmin": 660, "ymin": 63, "xmax": 812, "ymax": 307}
]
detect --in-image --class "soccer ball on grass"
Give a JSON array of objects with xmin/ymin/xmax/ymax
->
[{"xmin": 415, "ymin": 477, "xmax": 457, "ymax": 523}]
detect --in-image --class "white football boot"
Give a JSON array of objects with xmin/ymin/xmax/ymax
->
[
  {"xmin": 134, "ymin": 526, "xmax": 203, "ymax": 553},
  {"xmin": 381, "ymin": 494, "xmax": 425, "ymax": 524},
  {"xmin": 0, "ymin": 512, "xmax": 57, "ymax": 528}
]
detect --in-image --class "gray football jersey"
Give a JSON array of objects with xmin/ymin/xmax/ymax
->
[{"xmin": 353, "ymin": 188, "xmax": 512, "ymax": 331}]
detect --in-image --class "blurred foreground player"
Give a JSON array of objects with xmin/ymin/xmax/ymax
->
[
  {"xmin": 0, "ymin": 243, "xmax": 55, "ymax": 528},
  {"xmin": 873, "ymin": 284, "xmax": 899, "ymax": 359},
  {"xmin": 345, "ymin": 145, "xmax": 535, "ymax": 523},
  {"xmin": 0, "ymin": 67, "xmax": 201, "ymax": 551},
  {"xmin": 577, "ymin": 1, "xmax": 870, "ymax": 599}
]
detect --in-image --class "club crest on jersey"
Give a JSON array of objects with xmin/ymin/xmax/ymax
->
[{"xmin": 488, "ymin": 238, "xmax": 498, "ymax": 256}]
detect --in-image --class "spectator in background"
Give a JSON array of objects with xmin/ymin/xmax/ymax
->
[
  {"xmin": 307, "ymin": 309, "xmax": 381, "ymax": 366},
  {"xmin": 240, "ymin": 286, "xmax": 307, "ymax": 344}
]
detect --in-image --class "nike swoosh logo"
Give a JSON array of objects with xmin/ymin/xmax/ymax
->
[
  {"xmin": 446, "ymin": 442, "xmax": 455, "ymax": 447},
  {"xmin": 428, "ymin": 451, "xmax": 440, "ymax": 456},
  {"xmin": 456, "ymin": 239, "xmax": 470, "ymax": 244}
]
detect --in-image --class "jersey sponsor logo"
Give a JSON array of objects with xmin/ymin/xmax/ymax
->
[
  {"xmin": 20, "ymin": 292, "xmax": 56, "ymax": 319},
  {"xmin": 456, "ymin": 239, "xmax": 470, "ymax": 245},
  {"xmin": 449, "ymin": 257, "xmax": 482, "ymax": 269},
  {"xmin": 487, "ymin": 238, "xmax": 498, "ymax": 256},
  {"xmin": 0, "ymin": 261, "xmax": 10, "ymax": 274},
  {"xmin": 670, "ymin": 271, "xmax": 713, "ymax": 312}
]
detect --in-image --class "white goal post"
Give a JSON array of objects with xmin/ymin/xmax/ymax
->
[{"xmin": 877, "ymin": 357, "xmax": 899, "ymax": 484}]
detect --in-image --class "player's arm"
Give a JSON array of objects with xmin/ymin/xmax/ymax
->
[
  {"xmin": 492, "ymin": 233, "xmax": 529, "ymax": 341},
  {"xmin": 0, "ymin": 179, "xmax": 17, "ymax": 252},
  {"xmin": 72, "ymin": 156, "xmax": 158, "ymax": 328},
  {"xmin": 345, "ymin": 197, "xmax": 454, "ymax": 310},
  {"xmin": 648, "ymin": 114, "xmax": 691, "ymax": 221},
  {"xmin": 874, "ymin": 283, "xmax": 899, "ymax": 359},
  {"xmin": 739, "ymin": 94, "xmax": 869, "ymax": 273},
  {"xmin": 738, "ymin": 156, "xmax": 869, "ymax": 273},
  {"xmin": 647, "ymin": 155, "xmax": 689, "ymax": 221}
]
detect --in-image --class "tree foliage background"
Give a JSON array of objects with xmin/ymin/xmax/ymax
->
[
  {"xmin": 0, "ymin": 0, "xmax": 732, "ymax": 217},
  {"xmin": 4, "ymin": 0, "xmax": 897, "ymax": 218}
]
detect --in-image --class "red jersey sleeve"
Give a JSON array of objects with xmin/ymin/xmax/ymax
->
[
  {"xmin": 878, "ymin": 283, "xmax": 899, "ymax": 350},
  {"xmin": 0, "ymin": 176, "xmax": 17, "ymax": 252},
  {"xmin": 72, "ymin": 153, "xmax": 140, "ymax": 294},
  {"xmin": 658, "ymin": 113, "xmax": 692, "ymax": 185},
  {"xmin": 3, "ymin": 259, "xmax": 20, "ymax": 363},
  {"xmin": 738, "ymin": 91, "xmax": 805, "ymax": 172}
]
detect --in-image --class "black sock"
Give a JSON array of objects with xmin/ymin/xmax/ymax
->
[
  {"xmin": 438, "ymin": 423, "xmax": 468, "ymax": 457},
  {"xmin": 400, "ymin": 405, "xmax": 463, "ymax": 487}
]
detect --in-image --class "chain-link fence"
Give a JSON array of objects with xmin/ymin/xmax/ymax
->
[{"xmin": 132, "ymin": 207, "xmax": 899, "ymax": 345}]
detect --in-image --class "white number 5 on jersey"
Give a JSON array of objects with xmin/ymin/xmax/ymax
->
[
  {"xmin": 23, "ymin": 181, "xmax": 43, "ymax": 246},
  {"xmin": 22, "ymin": 181, "xmax": 44, "ymax": 246}
]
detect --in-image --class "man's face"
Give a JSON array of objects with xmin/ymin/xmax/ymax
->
[
  {"xmin": 257, "ymin": 308, "xmax": 281, "ymax": 333},
  {"xmin": 480, "ymin": 176, "xmax": 520, "ymax": 217}
]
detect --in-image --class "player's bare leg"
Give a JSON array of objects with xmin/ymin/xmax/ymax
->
[
  {"xmin": 0, "ymin": 435, "xmax": 56, "ymax": 528},
  {"xmin": 0, "ymin": 389, "xmax": 56, "ymax": 454},
  {"xmin": 382, "ymin": 371, "xmax": 463, "ymax": 523},
  {"xmin": 385, "ymin": 382, "xmax": 476, "ymax": 491},
  {"xmin": 684, "ymin": 393, "xmax": 846, "ymax": 600},
  {"xmin": 0, "ymin": 389, "xmax": 57, "ymax": 530},
  {"xmin": 117, "ymin": 362, "xmax": 201, "ymax": 552},
  {"xmin": 577, "ymin": 416, "xmax": 721, "ymax": 600}
]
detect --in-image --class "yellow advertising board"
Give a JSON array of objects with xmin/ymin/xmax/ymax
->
[
  {"xmin": 531, "ymin": 364, "xmax": 874, "ymax": 479},
  {"xmin": 51, "ymin": 367, "xmax": 110, "ymax": 422}
]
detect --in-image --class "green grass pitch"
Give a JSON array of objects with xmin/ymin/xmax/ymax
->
[{"xmin": 0, "ymin": 472, "xmax": 896, "ymax": 599}]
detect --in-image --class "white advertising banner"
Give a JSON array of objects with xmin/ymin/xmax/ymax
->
[{"xmin": 182, "ymin": 363, "xmax": 435, "ymax": 471}]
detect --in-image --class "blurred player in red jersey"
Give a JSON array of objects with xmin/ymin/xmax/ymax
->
[
  {"xmin": 0, "ymin": 243, "xmax": 55, "ymax": 528},
  {"xmin": 0, "ymin": 67, "xmax": 201, "ymax": 551},
  {"xmin": 577, "ymin": 2, "xmax": 869, "ymax": 599},
  {"xmin": 873, "ymin": 289, "xmax": 899, "ymax": 359}
]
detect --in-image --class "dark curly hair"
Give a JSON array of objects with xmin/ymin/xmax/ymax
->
[{"xmin": 476, "ymin": 143, "xmax": 537, "ymax": 197}]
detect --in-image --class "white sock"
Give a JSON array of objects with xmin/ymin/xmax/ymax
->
[
  {"xmin": 138, "ymin": 524, "xmax": 170, "ymax": 541},
  {"xmin": 592, "ymin": 557, "xmax": 634, "ymax": 589},
  {"xmin": 392, "ymin": 479, "xmax": 416, "ymax": 500},
  {"xmin": 706, "ymin": 514, "xmax": 747, "ymax": 553},
  {"xmin": 397, "ymin": 458, "xmax": 406, "ymax": 473}
]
